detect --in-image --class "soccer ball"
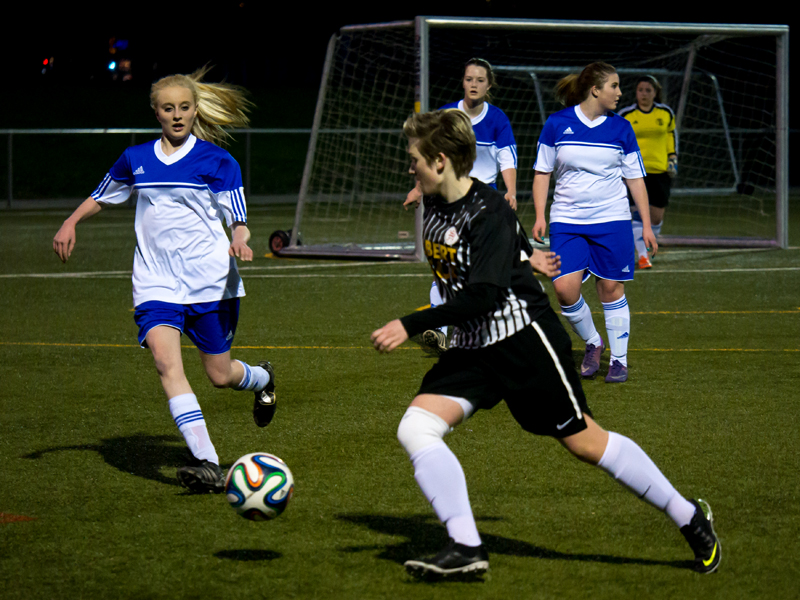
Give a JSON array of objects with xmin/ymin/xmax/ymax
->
[{"xmin": 225, "ymin": 453, "xmax": 294, "ymax": 521}]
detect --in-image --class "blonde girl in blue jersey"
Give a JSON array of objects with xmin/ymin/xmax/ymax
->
[
  {"xmin": 618, "ymin": 75, "xmax": 678, "ymax": 269},
  {"xmin": 532, "ymin": 62, "xmax": 658, "ymax": 383},
  {"xmin": 53, "ymin": 67, "xmax": 277, "ymax": 494}
]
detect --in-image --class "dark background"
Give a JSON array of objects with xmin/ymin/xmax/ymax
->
[
  {"xmin": 3, "ymin": 1, "xmax": 795, "ymax": 128},
  {"xmin": 0, "ymin": 1, "xmax": 794, "ymax": 192}
]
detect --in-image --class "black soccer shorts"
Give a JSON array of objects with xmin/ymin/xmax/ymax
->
[
  {"xmin": 644, "ymin": 172, "xmax": 672, "ymax": 208},
  {"xmin": 417, "ymin": 308, "xmax": 592, "ymax": 438}
]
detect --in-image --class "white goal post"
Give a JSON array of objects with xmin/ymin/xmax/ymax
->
[{"xmin": 278, "ymin": 17, "xmax": 789, "ymax": 260}]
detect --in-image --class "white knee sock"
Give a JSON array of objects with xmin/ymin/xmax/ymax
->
[
  {"xmin": 235, "ymin": 360, "xmax": 269, "ymax": 391},
  {"xmin": 652, "ymin": 221, "xmax": 663, "ymax": 240},
  {"xmin": 410, "ymin": 443, "xmax": 482, "ymax": 547},
  {"xmin": 603, "ymin": 295, "xmax": 630, "ymax": 366},
  {"xmin": 631, "ymin": 217, "xmax": 648, "ymax": 259},
  {"xmin": 398, "ymin": 407, "xmax": 481, "ymax": 547},
  {"xmin": 169, "ymin": 393, "xmax": 219, "ymax": 464},
  {"xmin": 429, "ymin": 282, "xmax": 447, "ymax": 335},
  {"xmin": 560, "ymin": 296, "xmax": 602, "ymax": 346},
  {"xmin": 598, "ymin": 432, "xmax": 696, "ymax": 528}
]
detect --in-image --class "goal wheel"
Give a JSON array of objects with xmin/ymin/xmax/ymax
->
[{"xmin": 269, "ymin": 230, "xmax": 291, "ymax": 254}]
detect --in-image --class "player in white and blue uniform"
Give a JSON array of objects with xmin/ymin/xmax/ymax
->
[
  {"xmin": 532, "ymin": 63, "xmax": 658, "ymax": 383},
  {"xmin": 405, "ymin": 59, "xmax": 518, "ymax": 354},
  {"xmin": 438, "ymin": 99, "xmax": 517, "ymax": 193},
  {"xmin": 53, "ymin": 69, "xmax": 276, "ymax": 494},
  {"xmin": 92, "ymin": 135, "xmax": 248, "ymax": 308}
]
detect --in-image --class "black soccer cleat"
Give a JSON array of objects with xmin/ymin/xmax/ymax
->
[
  {"xmin": 253, "ymin": 361, "xmax": 276, "ymax": 428},
  {"xmin": 176, "ymin": 459, "xmax": 225, "ymax": 494},
  {"xmin": 404, "ymin": 538, "xmax": 489, "ymax": 578},
  {"xmin": 421, "ymin": 329, "xmax": 448, "ymax": 356},
  {"xmin": 680, "ymin": 498, "xmax": 721, "ymax": 573}
]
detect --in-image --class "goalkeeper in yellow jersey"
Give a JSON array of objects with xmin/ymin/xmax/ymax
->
[{"xmin": 618, "ymin": 75, "xmax": 677, "ymax": 269}]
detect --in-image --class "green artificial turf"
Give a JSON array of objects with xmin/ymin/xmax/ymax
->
[{"xmin": 0, "ymin": 205, "xmax": 799, "ymax": 599}]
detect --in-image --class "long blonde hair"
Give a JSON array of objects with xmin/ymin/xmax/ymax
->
[{"xmin": 150, "ymin": 65, "xmax": 253, "ymax": 146}]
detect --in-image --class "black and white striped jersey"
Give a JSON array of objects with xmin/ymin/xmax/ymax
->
[{"xmin": 414, "ymin": 180, "xmax": 551, "ymax": 349}]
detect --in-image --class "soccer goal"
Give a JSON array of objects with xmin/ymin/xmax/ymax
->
[{"xmin": 278, "ymin": 17, "xmax": 789, "ymax": 260}]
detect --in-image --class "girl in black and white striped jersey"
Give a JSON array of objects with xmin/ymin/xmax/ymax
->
[{"xmin": 371, "ymin": 108, "xmax": 720, "ymax": 578}]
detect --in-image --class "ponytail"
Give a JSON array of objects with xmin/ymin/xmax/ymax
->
[{"xmin": 554, "ymin": 62, "xmax": 617, "ymax": 107}]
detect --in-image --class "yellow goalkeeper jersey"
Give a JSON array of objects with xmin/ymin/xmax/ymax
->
[{"xmin": 618, "ymin": 102, "xmax": 677, "ymax": 174}]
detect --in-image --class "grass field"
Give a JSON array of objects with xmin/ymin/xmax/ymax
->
[{"xmin": 1, "ymin": 204, "xmax": 799, "ymax": 599}]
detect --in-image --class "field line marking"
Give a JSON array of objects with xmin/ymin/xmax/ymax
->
[
  {"xmin": 240, "ymin": 262, "xmax": 391, "ymax": 271},
  {"xmin": 0, "ymin": 341, "xmax": 414, "ymax": 350},
  {"xmin": 0, "ymin": 271, "xmax": 133, "ymax": 278},
  {"xmin": 637, "ymin": 348, "xmax": 800, "ymax": 352},
  {"xmin": 658, "ymin": 247, "xmax": 800, "ymax": 255},
  {"xmin": 0, "ymin": 342, "xmax": 796, "ymax": 352},
  {"xmin": 637, "ymin": 267, "xmax": 800, "ymax": 274},
  {"xmin": 0, "ymin": 513, "xmax": 36, "ymax": 524},
  {"xmin": 612, "ymin": 309, "xmax": 800, "ymax": 315},
  {"xmin": 3, "ymin": 264, "xmax": 800, "ymax": 279},
  {"xmin": 0, "ymin": 272, "xmax": 433, "ymax": 279}
]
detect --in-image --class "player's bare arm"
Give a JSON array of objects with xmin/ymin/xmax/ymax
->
[
  {"xmin": 625, "ymin": 177, "xmax": 658, "ymax": 256},
  {"xmin": 229, "ymin": 223, "xmax": 253, "ymax": 261},
  {"xmin": 532, "ymin": 171, "xmax": 551, "ymax": 242},
  {"xmin": 501, "ymin": 168, "xmax": 517, "ymax": 211},
  {"xmin": 53, "ymin": 197, "xmax": 103, "ymax": 263}
]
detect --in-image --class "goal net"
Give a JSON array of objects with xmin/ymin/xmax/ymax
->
[{"xmin": 281, "ymin": 18, "xmax": 788, "ymax": 259}]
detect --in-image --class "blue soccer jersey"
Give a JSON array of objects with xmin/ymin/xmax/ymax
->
[
  {"xmin": 441, "ymin": 100, "xmax": 517, "ymax": 185},
  {"xmin": 534, "ymin": 106, "xmax": 645, "ymax": 224},
  {"xmin": 91, "ymin": 134, "xmax": 247, "ymax": 307}
]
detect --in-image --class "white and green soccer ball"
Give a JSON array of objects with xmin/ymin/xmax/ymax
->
[{"xmin": 225, "ymin": 453, "xmax": 294, "ymax": 521}]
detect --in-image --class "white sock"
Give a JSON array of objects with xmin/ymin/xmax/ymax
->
[
  {"xmin": 631, "ymin": 217, "xmax": 647, "ymax": 259},
  {"xmin": 560, "ymin": 296, "xmax": 602, "ymax": 346},
  {"xmin": 598, "ymin": 432, "xmax": 696, "ymax": 528},
  {"xmin": 410, "ymin": 442, "xmax": 482, "ymax": 547},
  {"xmin": 235, "ymin": 360, "xmax": 269, "ymax": 391},
  {"xmin": 429, "ymin": 281, "xmax": 447, "ymax": 335},
  {"xmin": 169, "ymin": 393, "xmax": 219, "ymax": 464},
  {"xmin": 603, "ymin": 295, "xmax": 629, "ymax": 367},
  {"xmin": 652, "ymin": 221, "xmax": 663, "ymax": 239}
]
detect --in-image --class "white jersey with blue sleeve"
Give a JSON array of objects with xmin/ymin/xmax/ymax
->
[
  {"xmin": 533, "ymin": 105, "xmax": 645, "ymax": 224},
  {"xmin": 91, "ymin": 134, "xmax": 247, "ymax": 307},
  {"xmin": 441, "ymin": 100, "xmax": 517, "ymax": 185}
]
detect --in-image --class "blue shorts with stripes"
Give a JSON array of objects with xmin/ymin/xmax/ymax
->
[
  {"xmin": 549, "ymin": 220, "xmax": 635, "ymax": 282},
  {"xmin": 134, "ymin": 298, "xmax": 240, "ymax": 355}
]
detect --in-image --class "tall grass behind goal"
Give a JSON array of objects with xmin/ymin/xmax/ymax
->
[{"xmin": 281, "ymin": 18, "xmax": 788, "ymax": 260}]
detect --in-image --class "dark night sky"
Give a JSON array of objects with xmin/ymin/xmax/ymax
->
[{"xmin": 4, "ymin": 1, "xmax": 796, "ymax": 129}]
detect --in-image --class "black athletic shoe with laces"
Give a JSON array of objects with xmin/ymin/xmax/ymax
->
[
  {"xmin": 680, "ymin": 498, "xmax": 721, "ymax": 573},
  {"xmin": 253, "ymin": 361, "xmax": 276, "ymax": 428},
  {"xmin": 421, "ymin": 330, "xmax": 448, "ymax": 356},
  {"xmin": 176, "ymin": 459, "xmax": 225, "ymax": 494},
  {"xmin": 404, "ymin": 538, "xmax": 489, "ymax": 578}
]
